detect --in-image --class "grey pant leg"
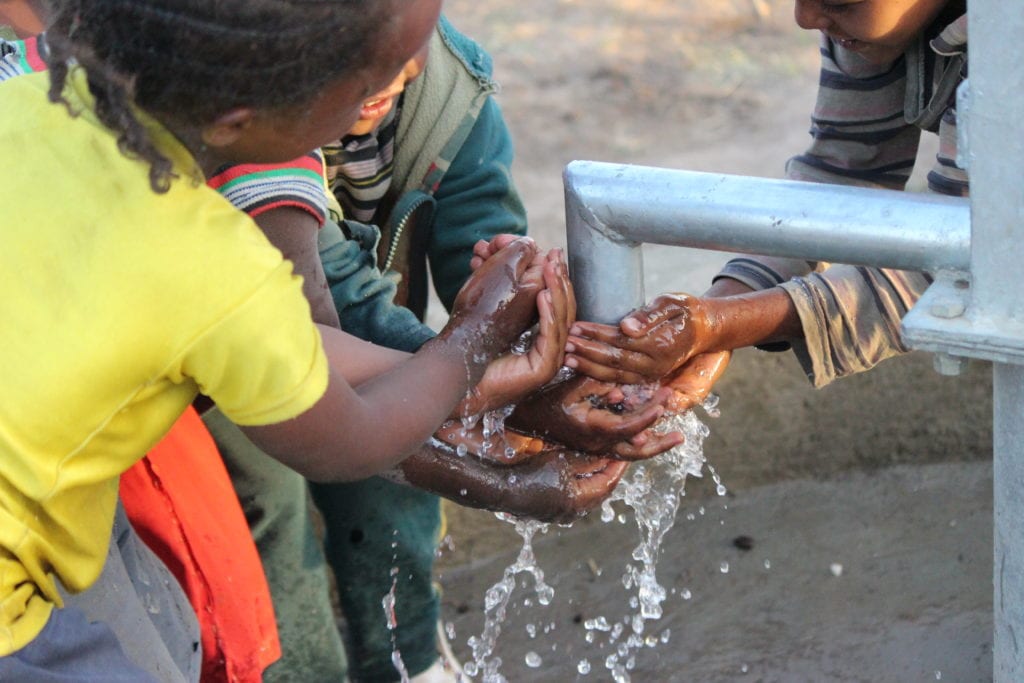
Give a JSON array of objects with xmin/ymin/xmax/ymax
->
[
  {"xmin": 60, "ymin": 502, "xmax": 202, "ymax": 683},
  {"xmin": 0, "ymin": 603, "xmax": 158, "ymax": 682}
]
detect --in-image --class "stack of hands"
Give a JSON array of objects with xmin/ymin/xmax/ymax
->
[{"xmin": 401, "ymin": 235, "xmax": 730, "ymax": 524}]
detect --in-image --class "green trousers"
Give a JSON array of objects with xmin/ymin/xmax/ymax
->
[{"xmin": 203, "ymin": 409, "xmax": 441, "ymax": 682}]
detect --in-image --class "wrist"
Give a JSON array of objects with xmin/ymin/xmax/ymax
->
[{"xmin": 687, "ymin": 295, "xmax": 720, "ymax": 356}]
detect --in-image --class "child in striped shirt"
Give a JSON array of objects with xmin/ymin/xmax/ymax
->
[{"xmin": 563, "ymin": 0, "xmax": 969, "ymax": 399}]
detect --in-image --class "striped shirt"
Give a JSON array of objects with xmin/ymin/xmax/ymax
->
[
  {"xmin": 0, "ymin": 34, "xmax": 45, "ymax": 80},
  {"xmin": 715, "ymin": 11, "xmax": 967, "ymax": 387},
  {"xmin": 322, "ymin": 104, "xmax": 399, "ymax": 223},
  {"xmin": 206, "ymin": 153, "xmax": 329, "ymax": 225}
]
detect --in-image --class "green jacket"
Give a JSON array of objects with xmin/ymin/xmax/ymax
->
[{"xmin": 321, "ymin": 16, "xmax": 527, "ymax": 351}]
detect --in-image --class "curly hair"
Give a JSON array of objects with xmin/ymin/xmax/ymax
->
[{"xmin": 44, "ymin": 0, "xmax": 401, "ymax": 192}]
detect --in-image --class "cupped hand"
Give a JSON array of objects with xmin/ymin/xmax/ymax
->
[
  {"xmin": 507, "ymin": 375, "xmax": 684, "ymax": 460},
  {"xmin": 444, "ymin": 237, "xmax": 543, "ymax": 360},
  {"xmin": 460, "ymin": 249, "xmax": 575, "ymax": 415},
  {"xmin": 505, "ymin": 450, "xmax": 630, "ymax": 523},
  {"xmin": 565, "ymin": 293, "xmax": 709, "ymax": 384},
  {"xmin": 435, "ymin": 420, "xmax": 546, "ymax": 467},
  {"xmin": 663, "ymin": 350, "xmax": 731, "ymax": 413}
]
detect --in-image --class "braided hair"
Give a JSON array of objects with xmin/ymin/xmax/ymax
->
[{"xmin": 44, "ymin": 0, "xmax": 400, "ymax": 192}]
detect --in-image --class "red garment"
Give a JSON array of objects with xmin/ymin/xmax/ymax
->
[{"xmin": 121, "ymin": 406, "xmax": 281, "ymax": 682}]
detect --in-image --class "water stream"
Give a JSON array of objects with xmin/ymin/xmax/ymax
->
[{"xmin": 459, "ymin": 394, "xmax": 721, "ymax": 682}]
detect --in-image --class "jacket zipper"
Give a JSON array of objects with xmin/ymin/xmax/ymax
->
[{"xmin": 383, "ymin": 194, "xmax": 431, "ymax": 272}]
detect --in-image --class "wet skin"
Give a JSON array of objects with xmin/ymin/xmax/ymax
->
[
  {"xmin": 459, "ymin": 249, "xmax": 575, "ymax": 417},
  {"xmin": 506, "ymin": 375, "xmax": 684, "ymax": 461},
  {"xmin": 392, "ymin": 428, "xmax": 630, "ymax": 525}
]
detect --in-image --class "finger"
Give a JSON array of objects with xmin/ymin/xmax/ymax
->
[
  {"xmin": 620, "ymin": 293, "xmax": 692, "ymax": 338},
  {"xmin": 564, "ymin": 336, "xmax": 654, "ymax": 382},
  {"xmin": 564, "ymin": 353, "xmax": 651, "ymax": 385},
  {"xmin": 587, "ymin": 401, "xmax": 667, "ymax": 438},
  {"xmin": 498, "ymin": 237, "xmax": 539, "ymax": 279},
  {"xmin": 490, "ymin": 233, "xmax": 524, "ymax": 252},
  {"xmin": 572, "ymin": 459, "xmax": 630, "ymax": 508},
  {"xmin": 472, "ymin": 238, "xmax": 492, "ymax": 261},
  {"xmin": 542, "ymin": 259, "xmax": 571, "ymax": 345},
  {"xmin": 528, "ymin": 290, "xmax": 562, "ymax": 374},
  {"xmin": 613, "ymin": 429, "xmax": 685, "ymax": 461},
  {"xmin": 568, "ymin": 320, "xmax": 628, "ymax": 344}
]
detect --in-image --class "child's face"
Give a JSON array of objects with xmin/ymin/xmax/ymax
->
[
  {"xmin": 793, "ymin": 0, "xmax": 951, "ymax": 65},
  {"xmin": 206, "ymin": 0, "xmax": 441, "ymax": 167},
  {"xmin": 347, "ymin": 46, "xmax": 429, "ymax": 137}
]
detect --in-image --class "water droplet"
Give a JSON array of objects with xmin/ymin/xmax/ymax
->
[
  {"xmin": 681, "ymin": 588, "xmax": 692, "ymax": 600},
  {"xmin": 935, "ymin": 671, "xmax": 942, "ymax": 680},
  {"xmin": 763, "ymin": 559, "xmax": 772, "ymax": 570},
  {"xmin": 660, "ymin": 629, "xmax": 670, "ymax": 643},
  {"xmin": 456, "ymin": 443, "xmax": 468, "ymax": 457},
  {"xmin": 741, "ymin": 663, "xmax": 749, "ymax": 673},
  {"xmin": 830, "ymin": 562, "xmax": 843, "ymax": 577},
  {"xmin": 577, "ymin": 659, "xmax": 591, "ymax": 675},
  {"xmin": 459, "ymin": 488, "xmax": 467, "ymax": 496},
  {"xmin": 720, "ymin": 561, "xmax": 730, "ymax": 574},
  {"xmin": 526, "ymin": 623, "xmax": 536, "ymax": 638},
  {"xmin": 525, "ymin": 651, "xmax": 542, "ymax": 668}
]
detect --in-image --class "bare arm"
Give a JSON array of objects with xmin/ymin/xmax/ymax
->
[
  {"xmin": 240, "ymin": 239, "xmax": 546, "ymax": 482},
  {"xmin": 566, "ymin": 286, "xmax": 801, "ymax": 385},
  {"xmin": 256, "ymin": 207, "xmax": 340, "ymax": 328}
]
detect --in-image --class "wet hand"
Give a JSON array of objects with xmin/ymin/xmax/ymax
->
[
  {"xmin": 503, "ymin": 450, "xmax": 630, "ymax": 524},
  {"xmin": 470, "ymin": 233, "xmax": 524, "ymax": 271},
  {"xmin": 565, "ymin": 293, "xmax": 709, "ymax": 384},
  {"xmin": 507, "ymin": 375, "xmax": 684, "ymax": 460},
  {"xmin": 663, "ymin": 350, "xmax": 731, "ymax": 413},
  {"xmin": 436, "ymin": 420, "xmax": 546, "ymax": 466},
  {"xmin": 460, "ymin": 249, "xmax": 575, "ymax": 415},
  {"xmin": 445, "ymin": 237, "xmax": 543, "ymax": 360}
]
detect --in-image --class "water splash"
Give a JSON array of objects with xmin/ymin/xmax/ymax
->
[
  {"xmin": 464, "ymin": 516, "xmax": 553, "ymax": 682},
  {"xmin": 459, "ymin": 394, "xmax": 722, "ymax": 681},
  {"xmin": 588, "ymin": 396, "xmax": 718, "ymax": 681}
]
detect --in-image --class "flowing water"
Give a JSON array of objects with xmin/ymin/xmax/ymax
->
[{"xmin": 458, "ymin": 394, "xmax": 722, "ymax": 682}]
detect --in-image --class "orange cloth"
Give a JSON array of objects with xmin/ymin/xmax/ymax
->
[{"xmin": 120, "ymin": 406, "xmax": 281, "ymax": 682}]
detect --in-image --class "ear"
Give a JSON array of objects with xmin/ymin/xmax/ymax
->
[{"xmin": 201, "ymin": 108, "xmax": 256, "ymax": 149}]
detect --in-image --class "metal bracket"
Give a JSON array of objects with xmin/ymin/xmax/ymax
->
[{"xmin": 903, "ymin": 269, "xmax": 1024, "ymax": 366}]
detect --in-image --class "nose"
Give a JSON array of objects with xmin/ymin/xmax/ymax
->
[{"xmin": 793, "ymin": 0, "xmax": 831, "ymax": 31}]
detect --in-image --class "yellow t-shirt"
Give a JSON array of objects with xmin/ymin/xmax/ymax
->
[{"xmin": 0, "ymin": 70, "xmax": 329, "ymax": 654}]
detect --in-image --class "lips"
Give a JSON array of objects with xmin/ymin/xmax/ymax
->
[
  {"xmin": 359, "ymin": 95, "xmax": 394, "ymax": 121},
  {"xmin": 830, "ymin": 35, "xmax": 864, "ymax": 52}
]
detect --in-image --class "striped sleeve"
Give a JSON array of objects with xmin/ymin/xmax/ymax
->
[
  {"xmin": 206, "ymin": 151, "xmax": 330, "ymax": 225},
  {"xmin": 0, "ymin": 35, "xmax": 47, "ymax": 82}
]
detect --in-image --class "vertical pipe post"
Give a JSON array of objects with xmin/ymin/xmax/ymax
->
[{"xmin": 969, "ymin": 1, "xmax": 1024, "ymax": 677}]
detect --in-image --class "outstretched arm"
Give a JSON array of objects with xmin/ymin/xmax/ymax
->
[
  {"xmin": 241, "ymin": 239, "xmax": 548, "ymax": 482},
  {"xmin": 565, "ymin": 286, "xmax": 801, "ymax": 385}
]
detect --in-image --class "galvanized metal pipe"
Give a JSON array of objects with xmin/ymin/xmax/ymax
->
[
  {"xmin": 967, "ymin": 0, "xmax": 1024, "ymax": 677},
  {"xmin": 564, "ymin": 161, "xmax": 970, "ymax": 323}
]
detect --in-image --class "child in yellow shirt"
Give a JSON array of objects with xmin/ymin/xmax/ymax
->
[{"xmin": 0, "ymin": 0, "xmax": 565, "ymax": 678}]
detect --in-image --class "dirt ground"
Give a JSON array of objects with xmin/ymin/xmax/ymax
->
[{"xmin": 427, "ymin": 1, "xmax": 993, "ymax": 679}]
